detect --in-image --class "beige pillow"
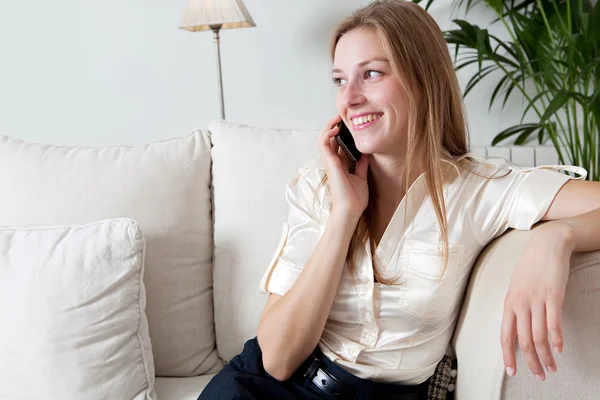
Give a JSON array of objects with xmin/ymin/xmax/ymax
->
[
  {"xmin": 0, "ymin": 219, "xmax": 156, "ymax": 399},
  {"xmin": 0, "ymin": 133, "xmax": 220, "ymax": 376},
  {"xmin": 208, "ymin": 120, "xmax": 321, "ymax": 360}
]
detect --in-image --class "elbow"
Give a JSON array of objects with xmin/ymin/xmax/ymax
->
[
  {"xmin": 257, "ymin": 328, "xmax": 293, "ymax": 381},
  {"xmin": 262, "ymin": 352, "xmax": 293, "ymax": 382},
  {"xmin": 262, "ymin": 349, "xmax": 294, "ymax": 382},
  {"xmin": 257, "ymin": 326, "xmax": 299, "ymax": 381}
]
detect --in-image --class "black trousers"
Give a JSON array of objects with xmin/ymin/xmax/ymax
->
[{"xmin": 197, "ymin": 337, "xmax": 429, "ymax": 400}]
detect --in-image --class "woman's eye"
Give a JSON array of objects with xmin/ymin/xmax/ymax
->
[
  {"xmin": 365, "ymin": 70, "xmax": 382, "ymax": 79},
  {"xmin": 332, "ymin": 77, "xmax": 348, "ymax": 86}
]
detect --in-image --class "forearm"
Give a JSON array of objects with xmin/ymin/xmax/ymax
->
[
  {"xmin": 257, "ymin": 212, "xmax": 358, "ymax": 380},
  {"xmin": 543, "ymin": 207, "xmax": 600, "ymax": 253}
]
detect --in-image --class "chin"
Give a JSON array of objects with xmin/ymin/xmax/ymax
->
[{"xmin": 354, "ymin": 141, "xmax": 382, "ymax": 156}]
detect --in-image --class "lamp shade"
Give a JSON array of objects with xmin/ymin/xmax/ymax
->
[{"xmin": 178, "ymin": 0, "xmax": 256, "ymax": 32}]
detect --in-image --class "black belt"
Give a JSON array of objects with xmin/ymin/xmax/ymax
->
[{"xmin": 301, "ymin": 353, "xmax": 427, "ymax": 400}]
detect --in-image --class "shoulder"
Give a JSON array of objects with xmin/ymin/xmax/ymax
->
[
  {"xmin": 284, "ymin": 157, "xmax": 331, "ymax": 217},
  {"xmin": 450, "ymin": 152, "xmax": 513, "ymax": 188},
  {"xmin": 290, "ymin": 156, "xmax": 327, "ymax": 188},
  {"xmin": 454, "ymin": 150, "xmax": 557, "ymax": 181},
  {"xmin": 298, "ymin": 156, "xmax": 326, "ymax": 174},
  {"xmin": 457, "ymin": 151, "xmax": 587, "ymax": 182},
  {"xmin": 458, "ymin": 151, "xmax": 507, "ymax": 170}
]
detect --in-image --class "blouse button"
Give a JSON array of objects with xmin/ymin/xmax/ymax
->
[{"xmin": 450, "ymin": 369, "xmax": 457, "ymax": 378}]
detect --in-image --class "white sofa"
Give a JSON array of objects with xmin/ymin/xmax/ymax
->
[{"xmin": 1, "ymin": 120, "xmax": 599, "ymax": 400}]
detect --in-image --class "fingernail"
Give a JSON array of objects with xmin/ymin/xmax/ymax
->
[
  {"xmin": 506, "ymin": 367, "xmax": 515, "ymax": 376},
  {"xmin": 547, "ymin": 365, "xmax": 556, "ymax": 373},
  {"xmin": 554, "ymin": 347, "xmax": 562, "ymax": 354},
  {"xmin": 535, "ymin": 374, "xmax": 545, "ymax": 382}
]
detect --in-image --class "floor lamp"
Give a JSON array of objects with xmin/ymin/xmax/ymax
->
[{"xmin": 178, "ymin": 0, "xmax": 256, "ymax": 120}]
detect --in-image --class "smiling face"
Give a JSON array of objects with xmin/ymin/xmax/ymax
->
[{"xmin": 332, "ymin": 27, "xmax": 411, "ymax": 157}]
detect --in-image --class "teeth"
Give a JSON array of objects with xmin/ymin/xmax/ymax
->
[{"xmin": 352, "ymin": 114, "xmax": 381, "ymax": 126}]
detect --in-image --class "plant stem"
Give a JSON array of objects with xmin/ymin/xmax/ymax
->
[
  {"xmin": 535, "ymin": 0, "xmax": 575, "ymax": 158},
  {"xmin": 582, "ymin": 101, "xmax": 590, "ymax": 176}
]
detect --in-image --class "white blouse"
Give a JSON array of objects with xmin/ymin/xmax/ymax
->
[{"xmin": 259, "ymin": 153, "xmax": 587, "ymax": 385}]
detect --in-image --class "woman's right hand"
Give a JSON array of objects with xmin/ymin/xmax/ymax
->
[{"xmin": 318, "ymin": 115, "xmax": 369, "ymax": 220}]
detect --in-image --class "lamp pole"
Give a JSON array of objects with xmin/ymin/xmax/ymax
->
[
  {"xmin": 178, "ymin": 0, "xmax": 256, "ymax": 121},
  {"xmin": 210, "ymin": 24, "xmax": 225, "ymax": 120}
]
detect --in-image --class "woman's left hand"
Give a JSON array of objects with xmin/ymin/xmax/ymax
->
[{"xmin": 501, "ymin": 222, "xmax": 576, "ymax": 381}]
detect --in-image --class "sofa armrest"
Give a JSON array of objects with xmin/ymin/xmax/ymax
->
[
  {"xmin": 450, "ymin": 227, "xmax": 522, "ymax": 400},
  {"xmin": 451, "ymin": 223, "xmax": 600, "ymax": 400}
]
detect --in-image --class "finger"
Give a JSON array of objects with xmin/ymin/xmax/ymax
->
[
  {"xmin": 330, "ymin": 137, "xmax": 349, "ymax": 169},
  {"xmin": 318, "ymin": 126, "xmax": 341, "ymax": 165},
  {"xmin": 319, "ymin": 116, "xmax": 340, "ymax": 143},
  {"xmin": 336, "ymin": 145, "xmax": 353, "ymax": 169},
  {"xmin": 330, "ymin": 136, "xmax": 338, "ymax": 154},
  {"xmin": 531, "ymin": 303, "xmax": 555, "ymax": 374},
  {"xmin": 501, "ymin": 308, "xmax": 517, "ymax": 377},
  {"xmin": 329, "ymin": 114, "xmax": 343, "ymax": 127},
  {"xmin": 320, "ymin": 122, "xmax": 339, "ymax": 142},
  {"xmin": 354, "ymin": 154, "xmax": 369, "ymax": 179},
  {"xmin": 546, "ymin": 298, "xmax": 563, "ymax": 357},
  {"xmin": 322, "ymin": 115, "xmax": 342, "ymax": 136},
  {"xmin": 516, "ymin": 309, "xmax": 545, "ymax": 381},
  {"xmin": 319, "ymin": 124, "xmax": 339, "ymax": 151}
]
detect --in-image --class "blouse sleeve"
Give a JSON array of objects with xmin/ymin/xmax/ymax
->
[
  {"xmin": 468, "ymin": 158, "xmax": 587, "ymax": 244},
  {"xmin": 259, "ymin": 166, "xmax": 329, "ymax": 296}
]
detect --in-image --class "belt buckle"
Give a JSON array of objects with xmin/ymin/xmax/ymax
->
[
  {"xmin": 312, "ymin": 368, "xmax": 344, "ymax": 398},
  {"xmin": 302, "ymin": 353, "xmax": 353, "ymax": 399},
  {"xmin": 303, "ymin": 353, "xmax": 321, "ymax": 380}
]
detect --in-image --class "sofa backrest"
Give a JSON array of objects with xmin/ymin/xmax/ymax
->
[
  {"xmin": 209, "ymin": 121, "xmax": 321, "ymax": 361},
  {"xmin": 0, "ymin": 132, "xmax": 221, "ymax": 377}
]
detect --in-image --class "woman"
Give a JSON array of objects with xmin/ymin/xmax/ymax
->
[{"xmin": 199, "ymin": 1, "xmax": 596, "ymax": 399}]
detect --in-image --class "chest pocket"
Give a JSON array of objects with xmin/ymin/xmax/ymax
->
[{"xmin": 399, "ymin": 239, "xmax": 464, "ymax": 319}]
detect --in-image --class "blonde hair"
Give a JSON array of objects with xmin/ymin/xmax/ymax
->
[{"xmin": 318, "ymin": 0, "xmax": 491, "ymax": 285}]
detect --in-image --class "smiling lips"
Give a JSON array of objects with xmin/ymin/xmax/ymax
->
[{"xmin": 350, "ymin": 113, "xmax": 383, "ymax": 129}]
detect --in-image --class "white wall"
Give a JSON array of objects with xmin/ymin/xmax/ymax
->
[{"xmin": 0, "ymin": 0, "xmax": 523, "ymax": 146}]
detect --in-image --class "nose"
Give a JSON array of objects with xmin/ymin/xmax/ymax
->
[{"xmin": 343, "ymin": 80, "xmax": 366, "ymax": 109}]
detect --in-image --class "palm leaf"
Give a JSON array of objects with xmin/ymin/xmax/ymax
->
[
  {"xmin": 540, "ymin": 91, "xmax": 571, "ymax": 123},
  {"xmin": 489, "ymin": 74, "xmax": 512, "ymax": 111},
  {"xmin": 491, "ymin": 123, "xmax": 541, "ymax": 146},
  {"xmin": 514, "ymin": 124, "xmax": 543, "ymax": 145},
  {"xmin": 501, "ymin": 72, "xmax": 522, "ymax": 109},
  {"xmin": 464, "ymin": 65, "xmax": 499, "ymax": 97}
]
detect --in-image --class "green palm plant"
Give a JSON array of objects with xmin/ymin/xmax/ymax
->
[{"xmin": 416, "ymin": 0, "xmax": 600, "ymax": 181}]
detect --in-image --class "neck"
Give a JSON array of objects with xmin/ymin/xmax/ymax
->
[{"xmin": 369, "ymin": 153, "xmax": 423, "ymax": 205}]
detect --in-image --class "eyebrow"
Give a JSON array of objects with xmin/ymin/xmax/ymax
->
[{"xmin": 332, "ymin": 58, "xmax": 390, "ymax": 74}]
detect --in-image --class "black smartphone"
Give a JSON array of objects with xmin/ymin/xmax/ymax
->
[{"xmin": 335, "ymin": 121, "xmax": 362, "ymax": 163}]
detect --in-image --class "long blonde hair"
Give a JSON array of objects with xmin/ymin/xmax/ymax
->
[{"xmin": 319, "ymin": 0, "xmax": 484, "ymax": 285}]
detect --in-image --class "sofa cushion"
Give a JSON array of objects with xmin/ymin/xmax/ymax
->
[
  {"xmin": 0, "ymin": 219, "xmax": 156, "ymax": 399},
  {"xmin": 0, "ymin": 133, "xmax": 220, "ymax": 376},
  {"xmin": 209, "ymin": 120, "xmax": 321, "ymax": 361}
]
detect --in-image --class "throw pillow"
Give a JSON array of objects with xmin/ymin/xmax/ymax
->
[{"xmin": 0, "ymin": 218, "xmax": 156, "ymax": 399}]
